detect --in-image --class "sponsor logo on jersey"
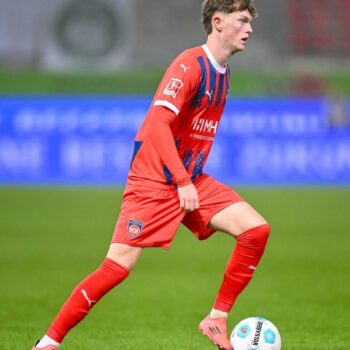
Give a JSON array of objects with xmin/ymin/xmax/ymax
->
[
  {"xmin": 127, "ymin": 219, "xmax": 143, "ymax": 239},
  {"xmin": 193, "ymin": 118, "xmax": 219, "ymax": 134},
  {"xmin": 163, "ymin": 78, "xmax": 184, "ymax": 98}
]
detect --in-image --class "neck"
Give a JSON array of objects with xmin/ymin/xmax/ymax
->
[{"xmin": 205, "ymin": 35, "xmax": 235, "ymax": 68}]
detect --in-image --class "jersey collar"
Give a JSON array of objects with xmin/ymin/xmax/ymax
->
[{"xmin": 201, "ymin": 44, "xmax": 227, "ymax": 74}]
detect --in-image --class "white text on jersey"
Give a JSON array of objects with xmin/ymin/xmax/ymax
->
[{"xmin": 193, "ymin": 119, "xmax": 219, "ymax": 134}]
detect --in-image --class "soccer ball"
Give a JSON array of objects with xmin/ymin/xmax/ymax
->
[{"xmin": 230, "ymin": 317, "xmax": 281, "ymax": 350}]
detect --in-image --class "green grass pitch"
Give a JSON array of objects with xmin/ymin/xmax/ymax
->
[{"xmin": 1, "ymin": 187, "xmax": 349, "ymax": 349}]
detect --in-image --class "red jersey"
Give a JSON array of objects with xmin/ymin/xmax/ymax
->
[{"xmin": 127, "ymin": 45, "xmax": 230, "ymax": 188}]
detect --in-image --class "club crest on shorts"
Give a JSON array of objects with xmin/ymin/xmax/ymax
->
[{"xmin": 127, "ymin": 219, "xmax": 143, "ymax": 239}]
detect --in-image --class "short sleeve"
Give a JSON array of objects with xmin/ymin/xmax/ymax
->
[{"xmin": 153, "ymin": 53, "xmax": 199, "ymax": 115}]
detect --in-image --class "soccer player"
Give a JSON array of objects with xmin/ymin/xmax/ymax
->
[{"xmin": 32, "ymin": 1, "xmax": 270, "ymax": 349}]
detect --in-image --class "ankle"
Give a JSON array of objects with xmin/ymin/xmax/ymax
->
[
  {"xmin": 210, "ymin": 308, "xmax": 228, "ymax": 318},
  {"xmin": 36, "ymin": 335, "xmax": 60, "ymax": 348}
]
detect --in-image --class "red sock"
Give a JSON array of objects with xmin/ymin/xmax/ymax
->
[
  {"xmin": 213, "ymin": 224, "xmax": 270, "ymax": 313},
  {"xmin": 47, "ymin": 258, "xmax": 129, "ymax": 342}
]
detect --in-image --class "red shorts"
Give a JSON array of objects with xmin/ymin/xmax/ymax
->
[{"xmin": 112, "ymin": 174, "xmax": 244, "ymax": 249}]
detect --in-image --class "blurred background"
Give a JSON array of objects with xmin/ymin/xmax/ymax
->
[
  {"xmin": 0, "ymin": 0, "xmax": 349, "ymax": 185},
  {"xmin": 1, "ymin": 1, "xmax": 350, "ymax": 349}
]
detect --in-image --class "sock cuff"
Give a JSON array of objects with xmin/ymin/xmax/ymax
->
[
  {"xmin": 102, "ymin": 258, "xmax": 130, "ymax": 277},
  {"xmin": 213, "ymin": 298, "xmax": 234, "ymax": 313},
  {"xmin": 237, "ymin": 223, "xmax": 270, "ymax": 241}
]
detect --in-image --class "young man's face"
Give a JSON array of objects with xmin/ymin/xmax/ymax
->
[{"xmin": 217, "ymin": 10, "xmax": 253, "ymax": 54}]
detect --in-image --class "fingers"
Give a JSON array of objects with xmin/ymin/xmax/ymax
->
[
  {"xmin": 181, "ymin": 198, "xmax": 199, "ymax": 212},
  {"xmin": 178, "ymin": 184, "xmax": 199, "ymax": 212},
  {"xmin": 180, "ymin": 198, "xmax": 191, "ymax": 211},
  {"xmin": 194, "ymin": 197, "xmax": 199, "ymax": 210},
  {"xmin": 180, "ymin": 197, "xmax": 185, "ymax": 211},
  {"xmin": 187, "ymin": 199, "xmax": 195, "ymax": 212}
]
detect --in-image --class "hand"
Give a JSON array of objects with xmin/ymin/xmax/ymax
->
[{"xmin": 177, "ymin": 183, "xmax": 199, "ymax": 212}]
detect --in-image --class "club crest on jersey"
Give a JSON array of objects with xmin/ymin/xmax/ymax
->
[
  {"xmin": 163, "ymin": 78, "xmax": 184, "ymax": 98},
  {"xmin": 127, "ymin": 219, "xmax": 143, "ymax": 239}
]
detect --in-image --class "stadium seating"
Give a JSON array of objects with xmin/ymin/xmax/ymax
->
[{"xmin": 288, "ymin": 0, "xmax": 350, "ymax": 56}]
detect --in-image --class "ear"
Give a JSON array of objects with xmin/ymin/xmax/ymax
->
[{"xmin": 212, "ymin": 13, "xmax": 224, "ymax": 32}]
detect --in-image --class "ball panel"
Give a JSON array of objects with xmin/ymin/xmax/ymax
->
[
  {"xmin": 263, "ymin": 329, "xmax": 276, "ymax": 344},
  {"xmin": 237, "ymin": 324, "xmax": 251, "ymax": 339}
]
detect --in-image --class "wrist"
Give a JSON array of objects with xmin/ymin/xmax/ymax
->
[{"xmin": 176, "ymin": 176, "xmax": 192, "ymax": 187}]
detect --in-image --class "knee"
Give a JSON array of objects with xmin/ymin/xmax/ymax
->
[
  {"xmin": 237, "ymin": 223, "xmax": 270, "ymax": 250},
  {"xmin": 107, "ymin": 243, "xmax": 142, "ymax": 270},
  {"xmin": 256, "ymin": 223, "xmax": 270, "ymax": 241}
]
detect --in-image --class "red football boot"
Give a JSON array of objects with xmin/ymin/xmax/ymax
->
[{"xmin": 199, "ymin": 315, "xmax": 232, "ymax": 350}]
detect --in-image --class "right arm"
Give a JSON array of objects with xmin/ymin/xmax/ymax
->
[
  {"xmin": 147, "ymin": 105, "xmax": 199, "ymax": 212},
  {"xmin": 147, "ymin": 51, "xmax": 200, "ymax": 211}
]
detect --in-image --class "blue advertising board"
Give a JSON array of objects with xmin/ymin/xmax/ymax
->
[{"xmin": 0, "ymin": 96, "xmax": 349, "ymax": 186}]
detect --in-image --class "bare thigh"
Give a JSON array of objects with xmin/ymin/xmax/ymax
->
[
  {"xmin": 106, "ymin": 243, "xmax": 142, "ymax": 270},
  {"xmin": 209, "ymin": 201, "xmax": 268, "ymax": 238}
]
